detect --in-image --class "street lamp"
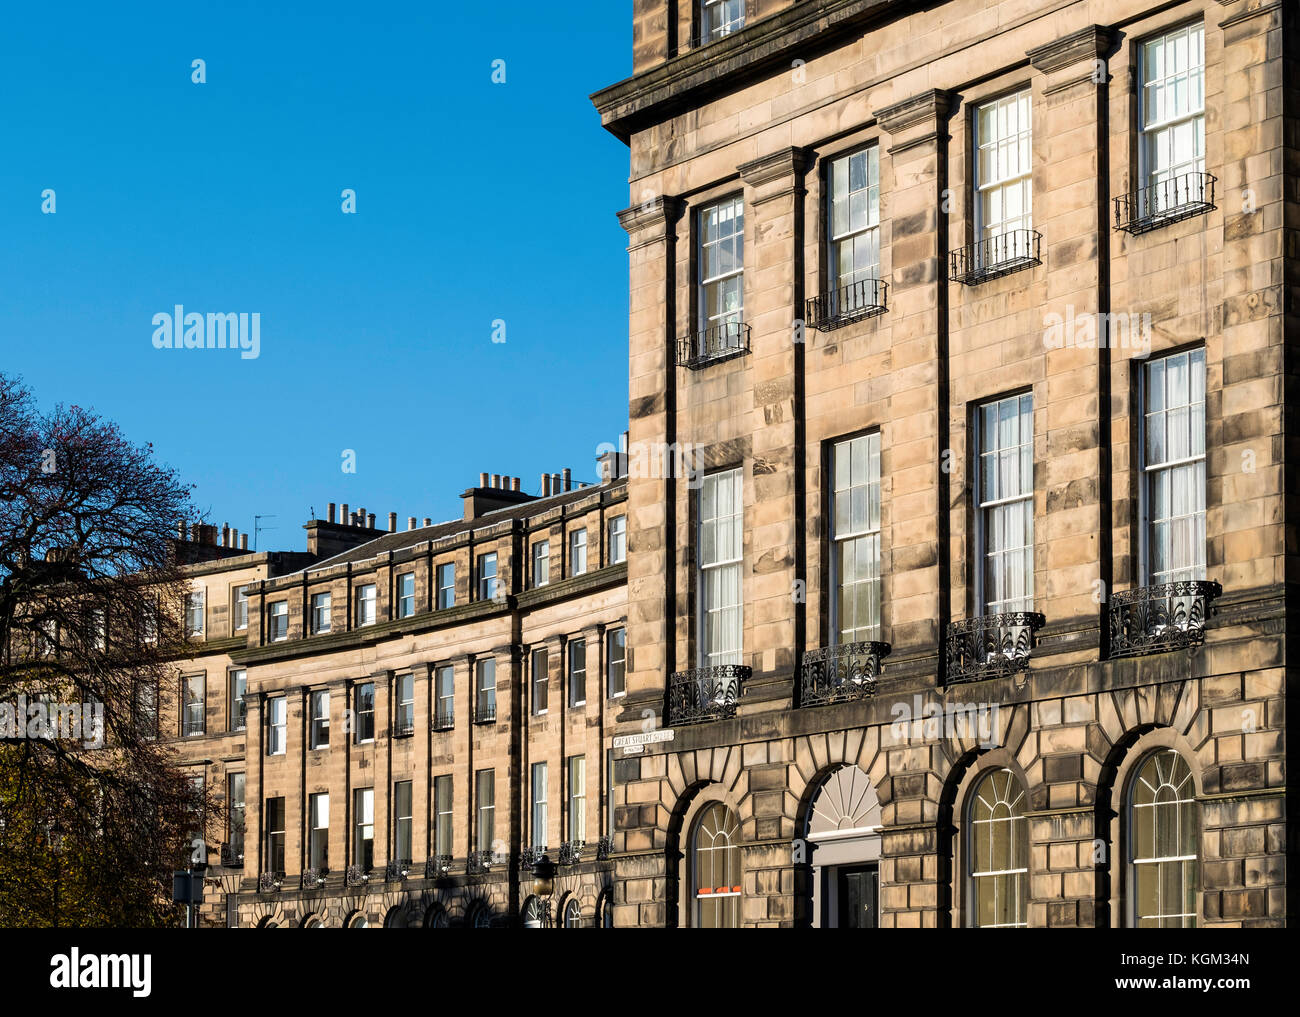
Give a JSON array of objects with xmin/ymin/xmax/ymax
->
[
  {"xmin": 48, "ymin": 820, "xmax": 66, "ymax": 929},
  {"xmin": 531, "ymin": 853, "xmax": 556, "ymax": 928}
]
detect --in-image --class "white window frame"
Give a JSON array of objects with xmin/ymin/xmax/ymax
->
[
  {"xmin": 354, "ymin": 682, "xmax": 375, "ymax": 743},
  {"xmin": 973, "ymin": 89, "xmax": 1033, "ymax": 261},
  {"xmin": 1127, "ymin": 749, "xmax": 1199, "ymax": 928},
  {"xmin": 568, "ymin": 637, "xmax": 587, "ymax": 708},
  {"xmin": 475, "ymin": 658, "xmax": 496, "ymax": 719},
  {"xmin": 435, "ymin": 665, "xmax": 455, "ymax": 728},
  {"xmin": 308, "ymin": 792, "xmax": 329, "ymax": 871},
  {"xmin": 397, "ymin": 572, "xmax": 416, "ymax": 618},
  {"xmin": 607, "ymin": 627, "xmax": 627, "ymax": 698},
  {"xmin": 966, "ymin": 768, "xmax": 1029, "ymax": 928},
  {"xmin": 436, "ymin": 562, "xmax": 455, "ymax": 609},
  {"xmin": 697, "ymin": 195, "xmax": 745, "ymax": 334},
  {"xmin": 476, "ymin": 769, "xmax": 495, "ymax": 853},
  {"xmin": 181, "ymin": 673, "xmax": 205, "ymax": 737},
  {"xmin": 532, "ymin": 647, "xmax": 549, "ymax": 715},
  {"xmin": 569, "ymin": 529, "xmax": 588, "ymax": 577},
  {"xmin": 353, "ymin": 787, "xmax": 374, "ymax": 870},
  {"xmin": 568, "ymin": 755, "xmax": 586, "ymax": 844},
  {"xmin": 393, "ymin": 780, "xmax": 413, "ymax": 863},
  {"xmin": 827, "ymin": 147, "xmax": 881, "ymax": 303},
  {"xmin": 531, "ymin": 761, "xmax": 548, "ymax": 851},
  {"xmin": 185, "ymin": 588, "xmax": 205, "ymax": 637},
  {"xmin": 264, "ymin": 797, "xmax": 286, "ymax": 874},
  {"xmin": 228, "ymin": 668, "xmax": 247, "ymax": 731},
  {"xmin": 699, "ymin": 468, "xmax": 744, "ymax": 667},
  {"xmin": 232, "ymin": 584, "xmax": 250, "ymax": 632},
  {"xmin": 477, "ymin": 553, "xmax": 498, "ymax": 600},
  {"xmin": 700, "ymin": 0, "xmax": 744, "ymax": 43},
  {"xmin": 1138, "ymin": 22, "xmax": 1206, "ymax": 196},
  {"xmin": 355, "ymin": 584, "xmax": 377, "ymax": 627},
  {"xmin": 609, "ymin": 515, "xmax": 627, "ymax": 564},
  {"xmin": 311, "ymin": 591, "xmax": 332, "ymax": 634},
  {"xmin": 395, "ymin": 673, "xmax": 415, "ymax": 734},
  {"xmin": 532, "ymin": 540, "xmax": 550, "ymax": 588},
  {"xmin": 268, "ymin": 600, "xmax": 288, "ymax": 642},
  {"xmin": 434, "ymin": 775, "xmax": 453, "ymax": 857},
  {"xmin": 266, "ymin": 696, "xmax": 286, "ymax": 756},
  {"xmin": 830, "ymin": 432, "xmax": 882, "ymax": 644},
  {"xmin": 310, "ymin": 689, "xmax": 330, "ymax": 749},
  {"xmin": 975, "ymin": 393, "xmax": 1034, "ymax": 615}
]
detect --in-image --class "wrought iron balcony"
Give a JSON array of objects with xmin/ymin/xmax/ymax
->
[
  {"xmin": 345, "ymin": 864, "xmax": 370, "ymax": 887},
  {"xmin": 474, "ymin": 701, "xmax": 496, "ymax": 724},
  {"xmin": 945, "ymin": 612, "xmax": 1047, "ymax": 684},
  {"xmin": 1115, "ymin": 172, "xmax": 1216, "ymax": 235},
  {"xmin": 425, "ymin": 854, "xmax": 453, "ymax": 879},
  {"xmin": 806, "ymin": 278, "xmax": 888, "ymax": 331},
  {"xmin": 219, "ymin": 842, "xmax": 243, "ymax": 868},
  {"xmin": 677, "ymin": 321, "xmax": 751, "ymax": 369},
  {"xmin": 433, "ymin": 709, "xmax": 455, "ymax": 731},
  {"xmin": 800, "ymin": 641, "xmax": 891, "ymax": 707},
  {"xmin": 521, "ymin": 845, "xmax": 547, "ymax": 869},
  {"xmin": 596, "ymin": 836, "xmax": 612, "ymax": 862},
  {"xmin": 667, "ymin": 664, "xmax": 750, "ymax": 725},
  {"xmin": 301, "ymin": 867, "xmax": 327, "ymax": 890},
  {"xmin": 386, "ymin": 859, "xmax": 412, "ymax": 881},
  {"xmin": 950, "ymin": 229, "xmax": 1041, "ymax": 285},
  {"xmin": 257, "ymin": 871, "xmax": 283, "ymax": 893},
  {"xmin": 466, "ymin": 849, "xmax": 493, "ymax": 875},
  {"xmin": 1108, "ymin": 581, "xmax": 1222, "ymax": 659},
  {"xmin": 394, "ymin": 720, "xmax": 415, "ymax": 737},
  {"xmin": 558, "ymin": 840, "xmax": 585, "ymax": 866}
]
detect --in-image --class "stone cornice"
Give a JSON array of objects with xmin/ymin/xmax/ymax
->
[
  {"xmin": 1218, "ymin": 0, "xmax": 1282, "ymax": 29},
  {"xmin": 737, "ymin": 146, "xmax": 810, "ymax": 188},
  {"xmin": 1026, "ymin": 24, "xmax": 1114, "ymax": 74},
  {"xmin": 617, "ymin": 195, "xmax": 685, "ymax": 238},
  {"xmin": 874, "ymin": 88, "xmax": 951, "ymax": 134}
]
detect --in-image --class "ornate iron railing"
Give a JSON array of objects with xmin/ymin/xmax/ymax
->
[
  {"xmin": 950, "ymin": 229, "xmax": 1041, "ymax": 285},
  {"xmin": 345, "ymin": 864, "xmax": 370, "ymax": 887},
  {"xmin": 667, "ymin": 664, "xmax": 751, "ymax": 725},
  {"xmin": 1108, "ymin": 581, "xmax": 1222, "ymax": 658},
  {"xmin": 800, "ymin": 641, "xmax": 891, "ymax": 707},
  {"xmin": 433, "ymin": 709, "xmax": 455, "ymax": 731},
  {"xmin": 474, "ymin": 700, "xmax": 496, "ymax": 724},
  {"xmin": 1115, "ymin": 172, "xmax": 1216, "ymax": 235},
  {"xmin": 466, "ymin": 850, "xmax": 493, "ymax": 875},
  {"xmin": 596, "ymin": 836, "xmax": 612, "ymax": 862},
  {"xmin": 301, "ymin": 867, "xmax": 327, "ymax": 890},
  {"xmin": 521, "ymin": 845, "xmax": 547, "ymax": 869},
  {"xmin": 219, "ymin": 842, "xmax": 243, "ymax": 868},
  {"xmin": 558, "ymin": 840, "xmax": 585, "ymax": 866},
  {"xmin": 945, "ymin": 612, "xmax": 1046, "ymax": 684},
  {"xmin": 386, "ymin": 859, "xmax": 412, "ymax": 881},
  {"xmin": 806, "ymin": 278, "xmax": 888, "ymax": 331},
  {"xmin": 677, "ymin": 321, "xmax": 751, "ymax": 369},
  {"xmin": 257, "ymin": 871, "xmax": 283, "ymax": 893},
  {"xmin": 425, "ymin": 854, "xmax": 453, "ymax": 879},
  {"xmin": 394, "ymin": 720, "xmax": 415, "ymax": 737}
]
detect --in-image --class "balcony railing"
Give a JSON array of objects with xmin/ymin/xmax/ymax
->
[
  {"xmin": 466, "ymin": 850, "xmax": 493, "ymax": 875},
  {"xmin": 257, "ymin": 871, "xmax": 283, "ymax": 893},
  {"xmin": 596, "ymin": 836, "xmax": 612, "ymax": 862},
  {"xmin": 219, "ymin": 842, "xmax": 244, "ymax": 868},
  {"xmin": 945, "ymin": 612, "xmax": 1047, "ymax": 684},
  {"xmin": 433, "ymin": 709, "xmax": 455, "ymax": 731},
  {"xmin": 667, "ymin": 664, "xmax": 750, "ymax": 725},
  {"xmin": 521, "ymin": 845, "xmax": 547, "ymax": 869},
  {"xmin": 345, "ymin": 864, "xmax": 370, "ymax": 887},
  {"xmin": 394, "ymin": 719, "xmax": 415, "ymax": 737},
  {"xmin": 1114, "ymin": 172, "xmax": 1216, "ymax": 235},
  {"xmin": 950, "ymin": 229, "xmax": 1041, "ymax": 285},
  {"xmin": 1108, "ymin": 581, "xmax": 1222, "ymax": 659},
  {"xmin": 301, "ymin": 867, "xmax": 327, "ymax": 890},
  {"xmin": 474, "ymin": 700, "xmax": 496, "ymax": 725},
  {"xmin": 800, "ymin": 641, "xmax": 891, "ymax": 707},
  {"xmin": 386, "ymin": 859, "xmax": 412, "ymax": 881},
  {"xmin": 806, "ymin": 278, "xmax": 888, "ymax": 331},
  {"xmin": 677, "ymin": 321, "xmax": 751, "ymax": 369},
  {"xmin": 425, "ymin": 854, "xmax": 453, "ymax": 879},
  {"xmin": 558, "ymin": 840, "xmax": 585, "ymax": 866}
]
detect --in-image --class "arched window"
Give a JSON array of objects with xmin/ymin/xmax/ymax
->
[
  {"xmin": 424, "ymin": 905, "xmax": 448, "ymax": 929},
  {"xmin": 967, "ymin": 768, "xmax": 1028, "ymax": 928},
  {"xmin": 346, "ymin": 911, "xmax": 369, "ymax": 929},
  {"xmin": 563, "ymin": 898, "xmax": 582, "ymax": 928},
  {"xmin": 471, "ymin": 904, "xmax": 492, "ymax": 928},
  {"xmin": 522, "ymin": 896, "xmax": 543, "ymax": 929},
  {"xmin": 692, "ymin": 802, "xmax": 741, "ymax": 928},
  {"xmin": 1128, "ymin": 749, "xmax": 1198, "ymax": 927}
]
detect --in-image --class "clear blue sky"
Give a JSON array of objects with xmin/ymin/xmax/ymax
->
[{"xmin": 0, "ymin": 1, "xmax": 632, "ymax": 550}]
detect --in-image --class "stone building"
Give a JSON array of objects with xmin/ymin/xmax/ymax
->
[
  {"xmin": 170, "ymin": 465, "xmax": 629, "ymax": 927},
  {"xmin": 591, "ymin": 0, "xmax": 1291, "ymax": 927}
]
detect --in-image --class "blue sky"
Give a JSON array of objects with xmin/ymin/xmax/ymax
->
[{"xmin": 0, "ymin": 1, "xmax": 632, "ymax": 550}]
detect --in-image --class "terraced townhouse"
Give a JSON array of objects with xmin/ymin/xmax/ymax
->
[
  {"xmin": 170, "ymin": 462, "xmax": 629, "ymax": 927},
  {"xmin": 591, "ymin": 0, "xmax": 1291, "ymax": 927}
]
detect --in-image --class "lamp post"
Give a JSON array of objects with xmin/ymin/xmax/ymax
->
[
  {"xmin": 48, "ymin": 820, "xmax": 66, "ymax": 929},
  {"xmin": 531, "ymin": 853, "xmax": 556, "ymax": 928}
]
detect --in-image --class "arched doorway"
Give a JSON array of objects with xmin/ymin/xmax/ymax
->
[{"xmin": 805, "ymin": 765, "xmax": 882, "ymax": 928}]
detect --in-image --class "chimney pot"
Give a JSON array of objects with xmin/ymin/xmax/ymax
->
[
  {"xmin": 423, "ymin": 517, "xmax": 431, "ymax": 527},
  {"xmin": 511, "ymin": 476, "xmax": 520, "ymax": 492},
  {"xmin": 239, "ymin": 534, "xmax": 248, "ymax": 550},
  {"xmin": 231, "ymin": 528, "xmax": 239, "ymax": 548},
  {"xmin": 408, "ymin": 516, "xmax": 417, "ymax": 530},
  {"xmin": 562, "ymin": 468, "xmax": 572, "ymax": 492},
  {"xmin": 491, "ymin": 474, "xmax": 501, "ymax": 489},
  {"xmin": 479, "ymin": 472, "xmax": 489, "ymax": 487},
  {"xmin": 327, "ymin": 502, "xmax": 336, "ymax": 524},
  {"xmin": 221, "ymin": 523, "xmax": 230, "ymax": 547},
  {"xmin": 388, "ymin": 512, "xmax": 397, "ymax": 532},
  {"xmin": 341, "ymin": 503, "xmax": 349, "ymax": 526},
  {"xmin": 367, "ymin": 512, "xmax": 376, "ymax": 529},
  {"xmin": 177, "ymin": 520, "xmax": 186, "ymax": 540},
  {"xmin": 542, "ymin": 474, "xmax": 551, "ymax": 496}
]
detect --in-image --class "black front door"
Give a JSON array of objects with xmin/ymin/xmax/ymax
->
[{"xmin": 836, "ymin": 864, "xmax": 879, "ymax": 928}]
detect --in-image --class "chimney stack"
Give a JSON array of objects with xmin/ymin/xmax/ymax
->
[{"xmin": 388, "ymin": 512, "xmax": 397, "ymax": 532}]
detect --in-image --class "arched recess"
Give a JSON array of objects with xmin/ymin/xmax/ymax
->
[
  {"xmin": 667, "ymin": 781, "xmax": 745, "ymax": 929},
  {"xmin": 1095, "ymin": 725, "xmax": 1204, "ymax": 928},
  {"xmin": 423, "ymin": 903, "xmax": 449, "ymax": 928},
  {"xmin": 800, "ymin": 764, "xmax": 882, "ymax": 928},
  {"xmin": 936, "ymin": 746, "xmax": 1033, "ymax": 929}
]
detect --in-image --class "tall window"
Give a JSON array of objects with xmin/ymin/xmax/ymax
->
[
  {"xmin": 568, "ymin": 755, "xmax": 586, "ymax": 844},
  {"xmin": 434, "ymin": 665, "xmax": 454, "ymax": 729},
  {"xmin": 228, "ymin": 670, "xmax": 247, "ymax": 731},
  {"xmin": 268, "ymin": 601, "xmax": 288, "ymax": 641},
  {"xmin": 692, "ymin": 803, "xmax": 741, "ymax": 928},
  {"xmin": 308, "ymin": 793, "xmax": 329, "ymax": 870},
  {"xmin": 310, "ymin": 689, "xmax": 330, "ymax": 748},
  {"xmin": 355, "ymin": 584, "xmax": 377, "ymax": 626},
  {"xmin": 977, "ymin": 394, "xmax": 1034, "ymax": 614},
  {"xmin": 1140, "ymin": 23, "xmax": 1205, "ymax": 197},
  {"xmin": 393, "ymin": 780, "xmax": 413, "ymax": 864},
  {"xmin": 531, "ymin": 648, "xmax": 549, "ymax": 715},
  {"xmin": 974, "ymin": 89, "xmax": 1033, "ymax": 261},
  {"xmin": 827, "ymin": 147, "xmax": 881, "ymax": 310},
  {"xmin": 353, "ymin": 788, "xmax": 374, "ymax": 871},
  {"xmin": 266, "ymin": 696, "xmax": 286, "ymax": 755},
  {"xmin": 397, "ymin": 572, "xmax": 416, "ymax": 618},
  {"xmin": 264, "ymin": 797, "xmax": 286, "ymax": 874},
  {"xmin": 700, "ymin": 0, "xmax": 744, "ymax": 42},
  {"xmin": 607, "ymin": 628, "xmax": 627, "ymax": 698},
  {"xmin": 698, "ymin": 196, "xmax": 744, "ymax": 335},
  {"xmin": 531, "ymin": 762, "xmax": 548, "ymax": 850},
  {"xmin": 699, "ymin": 468, "xmax": 743, "ymax": 666},
  {"xmin": 476, "ymin": 769, "xmax": 495, "ymax": 853},
  {"xmin": 475, "ymin": 658, "xmax": 496, "ymax": 721},
  {"xmin": 311, "ymin": 592, "xmax": 331, "ymax": 634},
  {"xmin": 394, "ymin": 673, "xmax": 415, "ymax": 735},
  {"xmin": 436, "ymin": 563, "xmax": 455, "ymax": 609},
  {"xmin": 1128, "ymin": 749, "xmax": 1198, "ymax": 927},
  {"xmin": 606, "ymin": 749, "xmax": 616, "ymax": 841},
  {"xmin": 185, "ymin": 589, "xmax": 205, "ymax": 637},
  {"xmin": 1143, "ymin": 349, "xmax": 1206, "ymax": 585},
  {"xmin": 181, "ymin": 673, "xmax": 205, "ymax": 737},
  {"xmin": 532, "ymin": 540, "xmax": 550, "ymax": 587},
  {"xmin": 608, "ymin": 515, "xmax": 627, "ymax": 564},
  {"xmin": 354, "ymin": 682, "xmax": 375, "ymax": 742},
  {"xmin": 831, "ymin": 433, "xmax": 882, "ymax": 643},
  {"xmin": 232, "ymin": 584, "xmax": 250, "ymax": 631},
  {"xmin": 477, "ymin": 553, "xmax": 498, "ymax": 600},
  {"xmin": 227, "ymin": 772, "xmax": 245, "ymax": 864},
  {"xmin": 568, "ymin": 638, "xmax": 587, "ymax": 707},
  {"xmin": 434, "ymin": 775, "xmax": 453, "ymax": 857},
  {"xmin": 135, "ymin": 681, "xmax": 158, "ymax": 739},
  {"xmin": 569, "ymin": 529, "xmax": 588, "ymax": 577},
  {"xmin": 967, "ymin": 768, "xmax": 1029, "ymax": 928}
]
